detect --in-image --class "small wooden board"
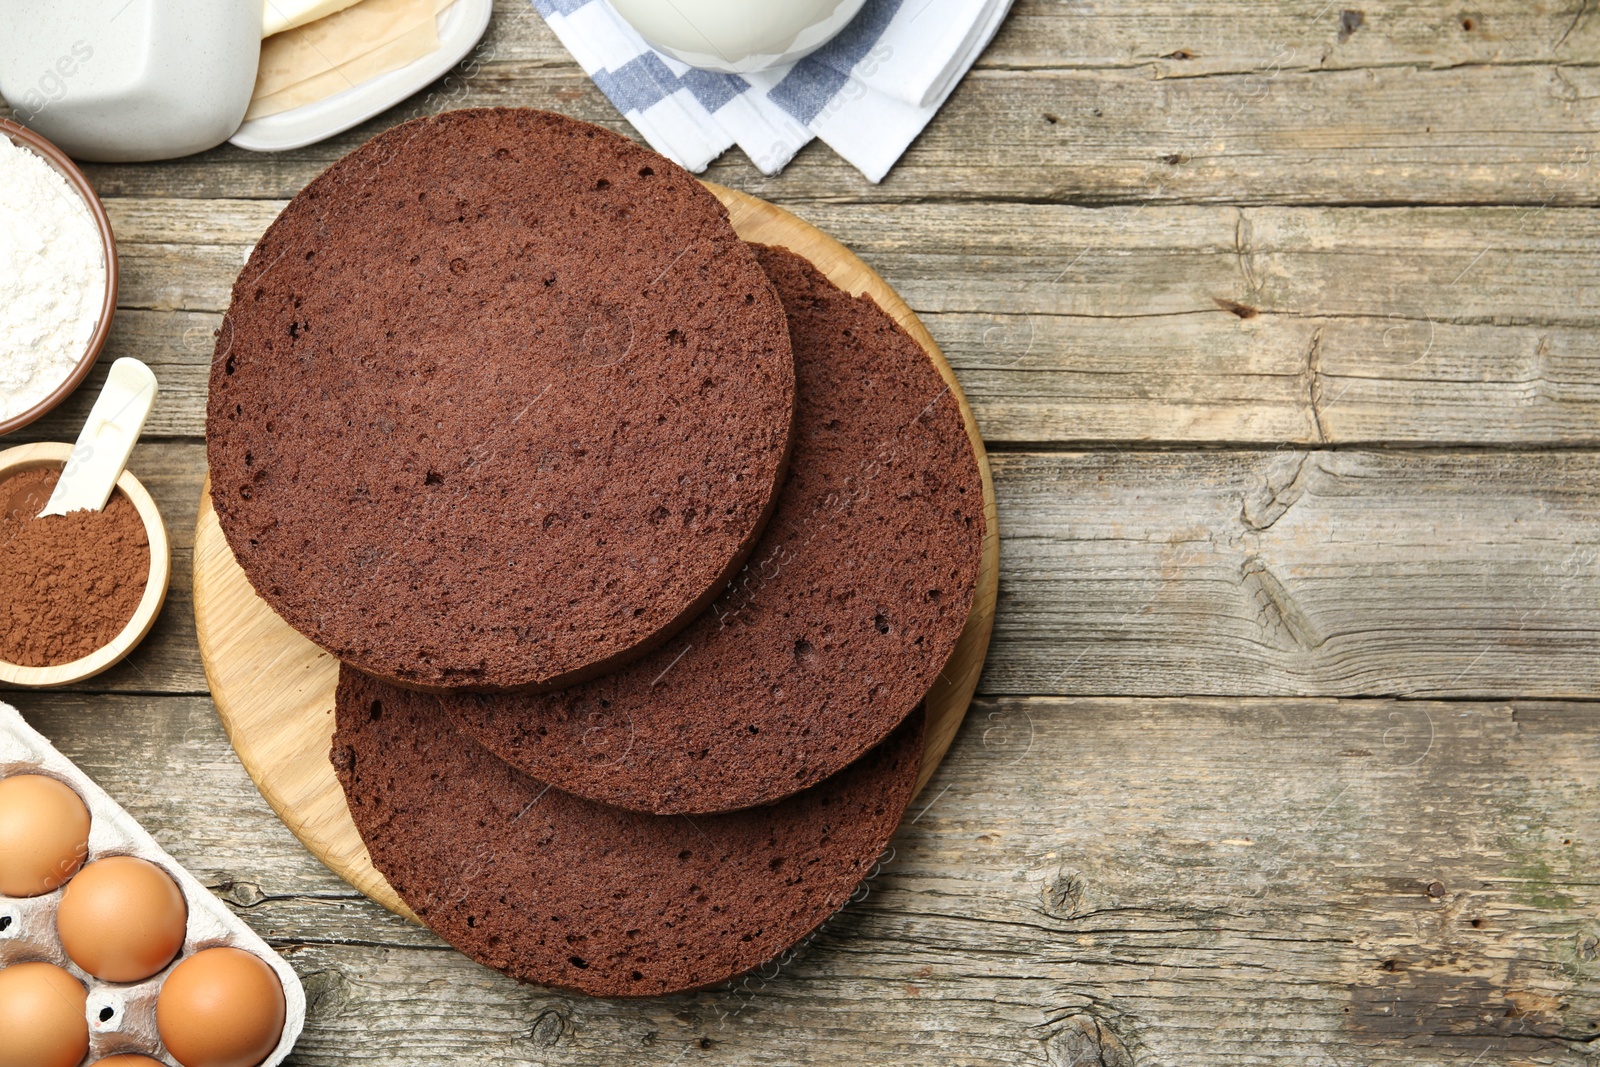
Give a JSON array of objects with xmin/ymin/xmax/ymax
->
[{"xmin": 192, "ymin": 186, "xmax": 1000, "ymax": 921}]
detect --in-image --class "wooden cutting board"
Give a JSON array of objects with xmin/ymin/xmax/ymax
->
[{"xmin": 192, "ymin": 185, "xmax": 1000, "ymax": 922}]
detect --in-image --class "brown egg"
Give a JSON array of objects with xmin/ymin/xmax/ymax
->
[
  {"xmin": 0, "ymin": 961, "xmax": 89, "ymax": 1067},
  {"xmin": 0, "ymin": 774, "xmax": 91, "ymax": 896},
  {"xmin": 156, "ymin": 947, "xmax": 285, "ymax": 1067},
  {"xmin": 57, "ymin": 855, "xmax": 188, "ymax": 982}
]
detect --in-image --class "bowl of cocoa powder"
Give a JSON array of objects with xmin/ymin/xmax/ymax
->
[{"xmin": 0, "ymin": 442, "xmax": 170, "ymax": 686}]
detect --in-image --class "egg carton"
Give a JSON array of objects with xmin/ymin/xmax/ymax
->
[{"xmin": 0, "ymin": 701, "xmax": 305, "ymax": 1066}]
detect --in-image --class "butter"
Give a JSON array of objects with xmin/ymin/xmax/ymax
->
[
  {"xmin": 262, "ymin": 0, "xmax": 365, "ymax": 37},
  {"xmin": 247, "ymin": 0, "xmax": 447, "ymax": 121}
]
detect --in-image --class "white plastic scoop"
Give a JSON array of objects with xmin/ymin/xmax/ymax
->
[{"xmin": 39, "ymin": 358, "xmax": 158, "ymax": 517}]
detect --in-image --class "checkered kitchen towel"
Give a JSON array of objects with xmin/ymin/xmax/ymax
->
[{"xmin": 532, "ymin": 0, "xmax": 1013, "ymax": 182}]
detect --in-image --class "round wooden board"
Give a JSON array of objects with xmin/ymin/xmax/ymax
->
[{"xmin": 192, "ymin": 185, "xmax": 1000, "ymax": 922}]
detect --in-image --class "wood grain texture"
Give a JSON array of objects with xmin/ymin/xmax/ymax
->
[
  {"xmin": 189, "ymin": 188, "xmax": 1000, "ymax": 921},
  {"xmin": 70, "ymin": 61, "xmax": 1600, "ymax": 207},
  {"xmin": 7, "ymin": 691, "xmax": 1597, "ymax": 1066},
  {"xmin": 3, "ymin": 2, "xmax": 1598, "ymax": 1063},
  {"xmin": 470, "ymin": 0, "xmax": 1600, "ymax": 73},
  {"xmin": 986, "ymin": 448, "xmax": 1600, "ymax": 700},
  {"xmin": 61, "ymin": 443, "xmax": 1600, "ymax": 702},
  {"xmin": 14, "ymin": 201, "xmax": 1600, "ymax": 447}
]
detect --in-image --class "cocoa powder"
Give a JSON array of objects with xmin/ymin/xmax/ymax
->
[{"xmin": 0, "ymin": 467, "xmax": 150, "ymax": 667}]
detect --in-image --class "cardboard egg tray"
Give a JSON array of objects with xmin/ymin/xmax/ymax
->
[{"xmin": 0, "ymin": 701, "xmax": 305, "ymax": 1066}]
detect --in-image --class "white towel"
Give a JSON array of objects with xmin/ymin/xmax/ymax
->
[{"xmin": 531, "ymin": 0, "xmax": 1013, "ymax": 183}]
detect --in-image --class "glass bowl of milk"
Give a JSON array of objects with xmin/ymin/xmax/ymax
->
[{"xmin": 605, "ymin": 0, "xmax": 871, "ymax": 73}]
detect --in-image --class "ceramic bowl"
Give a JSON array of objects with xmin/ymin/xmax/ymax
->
[
  {"xmin": 0, "ymin": 442, "xmax": 170, "ymax": 688},
  {"xmin": 0, "ymin": 119, "xmax": 118, "ymax": 439},
  {"xmin": 605, "ymin": 0, "xmax": 870, "ymax": 73}
]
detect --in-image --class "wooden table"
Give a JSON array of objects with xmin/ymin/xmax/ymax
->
[{"xmin": 6, "ymin": 3, "xmax": 1599, "ymax": 1063}]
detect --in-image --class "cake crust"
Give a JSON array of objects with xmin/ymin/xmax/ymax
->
[
  {"xmin": 207, "ymin": 108, "xmax": 795, "ymax": 693},
  {"xmin": 444, "ymin": 244, "xmax": 984, "ymax": 813},
  {"xmin": 332, "ymin": 666, "xmax": 923, "ymax": 997}
]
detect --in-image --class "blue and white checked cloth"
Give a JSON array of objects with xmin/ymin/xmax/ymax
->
[{"xmin": 531, "ymin": 0, "xmax": 1013, "ymax": 182}]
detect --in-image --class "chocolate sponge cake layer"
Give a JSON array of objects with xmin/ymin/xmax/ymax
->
[
  {"xmin": 208, "ymin": 108, "xmax": 795, "ymax": 693},
  {"xmin": 445, "ymin": 245, "xmax": 984, "ymax": 814},
  {"xmin": 332, "ymin": 666, "xmax": 923, "ymax": 997}
]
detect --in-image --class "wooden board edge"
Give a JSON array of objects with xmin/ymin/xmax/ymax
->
[{"xmin": 193, "ymin": 483, "xmax": 416, "ymax": 920}]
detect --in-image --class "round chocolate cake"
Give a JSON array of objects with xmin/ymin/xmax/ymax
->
[
  {"xmin": 333, "ymin": 667, "xmax": 923, "ymax": 997},
  {"xmin": 208, "ymin": 108, "xmax": 795, "ymax": 693},
  {"xmin": 444, "ymin": 245, "xmax": 984, "ymax": 814}
]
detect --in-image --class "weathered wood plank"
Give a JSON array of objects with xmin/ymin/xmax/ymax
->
[
  {"xmin": 476, "ymin": 0, "xmax": 1600, "ymax": 73},
  {"xmin": 12, "ymin": 443, "xmax": 1596, "ymax": 700},
  {"xmin": 44, "ymin": 306, "xmax": 1598, "ymax": 448},
  {"xmin": 937, "ymin": 312, "xmax": 1600, "ymax": 447},
  {"xmin": 795, "ymin": 203, "xmax": 1600, "ymax": 323},
  {"xmin": 89, "ymin": 199, "xmax": 1600, "ymax": 322},
  {"xmin": 16, "ymin": 201, "xmax": 1599, "ymax": 446},
  {"xmin": 29, "ymin": 310, "xmax": 220, "ymax": 441},
  {"xmin": 72, "ymin": 62, "xmax": 1600, "ymax": 206},
  {"xmin": 4, "ymin": 5, "xmax": 1592, "ymax": 1066},
  {"xmin": 989, "ymin": 448, "xmax": 1600, "ymax": 699},
  {"xmin": 8, "ymin": 692, "xmax": 1597, "ymax": 1065},
  {"xmin": 976, "ymin": 0, "xmax": 1600, "ymax": 74}
]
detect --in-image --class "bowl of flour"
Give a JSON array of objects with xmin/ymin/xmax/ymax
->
[{"xmin": 0, "ymin": 118, "xmax": 117, "ymax": 436}]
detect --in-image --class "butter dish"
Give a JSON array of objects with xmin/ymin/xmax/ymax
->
[
  {"xmin": 230, "ymin": 0, "xmax": 491, "ymax": 152},
  {"xmin": 0, "ymin": 0, "xmax": 261, "ymax": 162}
]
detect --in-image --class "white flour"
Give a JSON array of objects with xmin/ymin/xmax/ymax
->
[{"xmin": 0, "ymin": 136, "xmax": 107, "ymax": 423}]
